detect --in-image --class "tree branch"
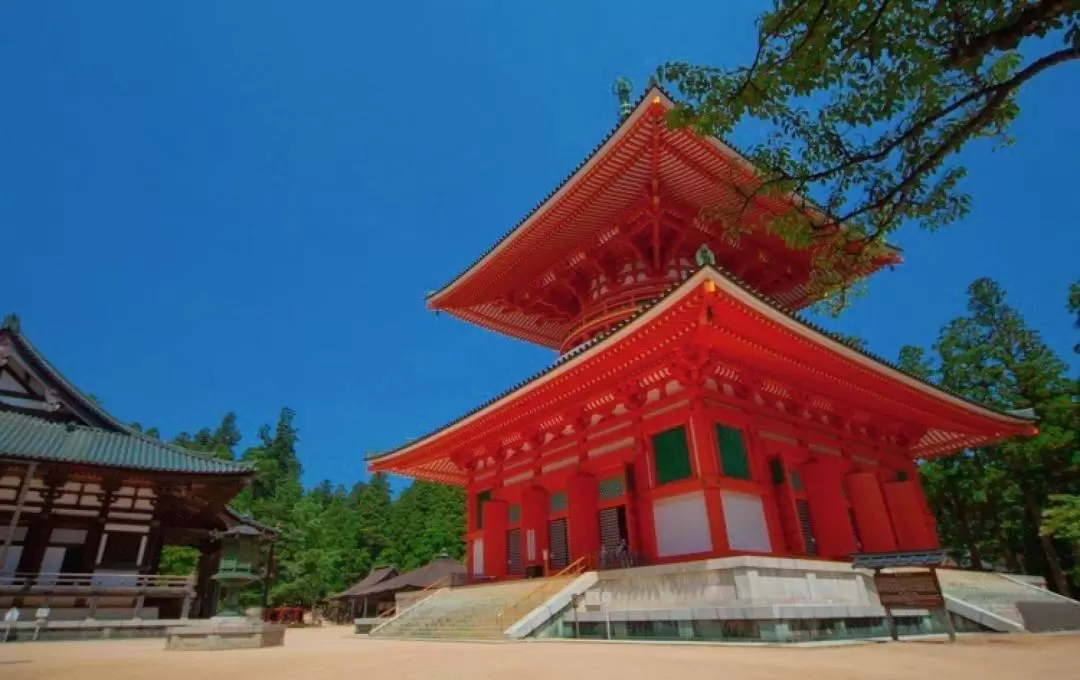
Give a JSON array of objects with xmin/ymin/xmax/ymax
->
[{"xmin": 947, "ymin": 0, "xmax": 1074, "ymax": 67}]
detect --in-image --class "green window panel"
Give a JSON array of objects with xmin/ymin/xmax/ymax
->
[
  {"xmin": 549, "ymin": 491, "xmax": 568, "ymax": 513},
  {"xmin": 598, "ymin": 475, "xmax": 625, "ymax": 500},
  {"xmin": 652, "ymin": 426, "xmax": 692, "ymax": 485},
  {"xmin": 769, "ymin": 458, "xmax": 785, "ymax": 485},
  {"xmin": 790, "ymin": 469, "xmax": 803, "ymax": 492},
  {"xmin": 715, "ymin": 425, "xmax": 751, "ymax": 480},
  {"xmin": 475, "ymin": 489, "xmax": 492, "ymax": 530},
  {"xmin": 508, "ymin": 503, "xmax": 521, "ymax": 523}
]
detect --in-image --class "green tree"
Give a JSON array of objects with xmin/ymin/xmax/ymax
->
[
  {"xmin": 173, "ymin": 412, "xmax": 243, "ymax": 460},
  {"xmin": 350, "ymin": 473, "xmax": 394, "ymax": 576},
  {"xmin": 233, "ymin": 407, "xmax": 303, "ymax": 522},
  {"xmin": 270, "ymin": 483, "xmax": 357, "ymax": 606},
  {"xmin": 1043, "ymin": 495, "xmax": 1080, "ymax": 582},
  {"xmin": 660, "ymin": 1, "xmax": 1080, "ymax": 308},
  {"xmin": 386, "ymin": 481, "xmax": 465, "ymax": 570},
  {"xmin": 897, "ymin": 345, "xmax": 933, "ymax": 379},
  {"xmin": 158, "ymin": 546, "xmax": 199, "ymax": 576},
  {"xmin": 916, "ymin": 278, "xmax": 1079, "ymax": 592}
]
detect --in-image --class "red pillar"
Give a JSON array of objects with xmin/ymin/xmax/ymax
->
[
  {"xmin": 567, "ymin": 471, "xmax": 599, "ymax": 565},
  {"xmin": 630, "ymin": 436, "xmax": 657, "ymax": 561},
  {"xmin": 800, "ymin": 458, "xmax": 856, "ymax": 558},
  {"xmin": 846, "ymin": 472, "xmax": 898, "ymax": 553},
  {"xmin": 520, "ymin": 484, "xmax": 549, "ymax": 571},
  {"xmin": 771, "ymin": 465, "xmax": 805, "ymax": 555},
  {"xmin": 748, "ymin": 430, "xmax": 784, "ymax": 555},
  {"xmin": 482, "ymin": 500, "xmax": 509, "ymax": 580},
  {"xmin": 884, "ymin": 480, "xmax": 938, "ymax": 550},
  {"xmin": 689, "ymin": 408, "xmax": 729, "ymax": 555}
]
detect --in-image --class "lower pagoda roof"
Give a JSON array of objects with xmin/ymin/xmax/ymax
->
[{"xmin": 370, "ymin": 266, "xmax": 1036, "ymax": 485}]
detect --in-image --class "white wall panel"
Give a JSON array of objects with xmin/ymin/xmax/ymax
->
[
  {"xmin": 722, "ymin": 491, "xmax": 772, "ymax": 553},
  {"xmin": 653, "ymin": 491, "xmax": 712, "ymax": 557},
  {"xmin": 472, "ymin": 539, "xmax": 484, "ymax": 576}
]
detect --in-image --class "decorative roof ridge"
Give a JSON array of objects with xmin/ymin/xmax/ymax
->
[
  {"xmin": 0, "ymin": 409, "xmax": 255, "ymax": 474},
  {"xmin": 222, "ymin": 505, "xmax": 278, "ymax": 534},
  {"xmin": 371, "ymin": 265, "xmax": 1034, "ymax": 463},
  {"xmin": 0, "ymin": 320, "xmax": 127, "ymax": 431},
  {"xmin": 424, "ymin": 85, "xmax": 902, "ymax": 306}
]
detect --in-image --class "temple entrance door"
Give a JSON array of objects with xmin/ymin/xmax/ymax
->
[
  {"xmin": 507, "ymin": 528, "xmax": 523, "ymax": 576},
  {"xmin": 548, "ymin": 518, "xmax": 569, "ymax": 571},
  {"xmin": 598, "ymin": 506, "xmax": 629, "ymax": 568}
]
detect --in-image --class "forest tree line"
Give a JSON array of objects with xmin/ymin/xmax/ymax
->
[{"xmin": 145, "ymin": 277, "xmax": 1078, "ymax": 603}]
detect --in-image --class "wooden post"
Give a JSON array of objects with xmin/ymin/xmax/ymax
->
[
  {"xmin": 133, "ymin": 595, "xmax": 145, "ymax": 620},
  {"xmin": 876, "ymin": 568, "xmax": 899, "ymax": 641},
  {"xmin": 0, "ymin": 462, "xmax": 37, "ymax": 571},
  {"xmin": 930, "ymin": 567, "xmax": 956, "ymax": 642},
  {"xmin": 87, "ymin": 595, "xmax": 100, "ymax": 620},
  {"xmin": 181, "ymin": 594, "xmax": 193, "ymax": 620}
]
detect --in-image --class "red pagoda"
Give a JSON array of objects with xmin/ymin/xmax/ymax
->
[{"xmin": 369, "ymin": 88, "xmax": 1036, "ymax": 581}]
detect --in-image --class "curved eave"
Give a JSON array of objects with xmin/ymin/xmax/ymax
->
[
  {"xmin": 371, "ymin": 267, "xmax": 1035, "ymax": 481},
  {"xmin": 0, "ymin": 410, "xmax": 256, "ymax": 476},
  {"xmin": 426, "ymin": 86, "xmax": 900, "ymax": 312},
  {"xmin": 1, "ymin": 326, "xmax": 127, "ymax": 431},
  {"xmin": 0, "ymin": 449, "xmax": 256, "ymax": 477}
]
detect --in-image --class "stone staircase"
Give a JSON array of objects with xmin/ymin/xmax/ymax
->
[
  {"xmin": 370, "ymin": 575, "xmax": 577, "ymax": 640},
  {"xmin": 937, "ymin": 569, "xmax": 1077, "ymax": 631}
]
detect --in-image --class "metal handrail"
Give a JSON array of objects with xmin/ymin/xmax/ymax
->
[
  {"xmin": 369, "ymin": 574, "xmax": 452, "ymax": 633},
  {"xmin": 495, "ymin": 557, "xmax": 589, "ymax": 626}
]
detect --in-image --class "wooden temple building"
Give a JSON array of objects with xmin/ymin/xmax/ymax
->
[
  {"xmin": 333, "ymin": 556, "xmax": 467, "ymax": 622},
  {"xmin": 369, "ymin": 88, "xmax": 1037, "ymax": 582},
  {"xmin": 0, "ymin": 314, "xmax": 262, "ymax": 621}
]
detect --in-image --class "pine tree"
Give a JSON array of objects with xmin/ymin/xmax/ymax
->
[
  {"xmin": 920, "ymin": 279, "xmax": 1079, "ymax": 593},
  {"xmin": 385, "ymin": 481, "xmax": 465, "ymax": 570},
  {"xmin": 351, "ymin": 473, "xmax": 393, "ymax": 576}
]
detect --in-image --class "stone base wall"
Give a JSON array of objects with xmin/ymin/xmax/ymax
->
[{"xmin": 591, "ymin": 556, "xmax": 879, "ymax": 610}]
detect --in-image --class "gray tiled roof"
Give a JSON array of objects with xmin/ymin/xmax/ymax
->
[{"xmin": 0, "ymin": 410, "xmax": 253, "ymax": 475}]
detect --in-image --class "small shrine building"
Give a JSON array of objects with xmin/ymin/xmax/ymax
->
[{"xmin": 369, "ymin": 88, "xmax": 1036, "ymax": 581}]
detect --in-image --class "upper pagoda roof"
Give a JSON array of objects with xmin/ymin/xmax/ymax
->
[
  {"xmin": 371, "ymin": 266, "xmax": 1034, "ymax": 485},
  {"xmin": 425, "ymin": 87, "xmax": 900, "ymax": 348}
]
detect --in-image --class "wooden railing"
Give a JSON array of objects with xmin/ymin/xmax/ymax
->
[
  {"xmin": 0, "ymin": 572, "xmax": 195, "ymax": 593},
  {"xmin": 494, "ymin": 557, "xmax": 589, "ymax": 629}
]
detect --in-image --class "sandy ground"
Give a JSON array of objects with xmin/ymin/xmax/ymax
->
[{"xmin": 1, "ymin": 627, "xmax": 1078, "ymax": 680}]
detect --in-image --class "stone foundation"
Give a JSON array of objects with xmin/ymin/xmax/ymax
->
[{"xmin": 164, "ymin": 619, "xmax": 286, "ymax": 651}]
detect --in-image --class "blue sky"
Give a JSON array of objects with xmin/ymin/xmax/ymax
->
[{"xmin": 2, "ymin": 2, "xmax": 1077, "ymax": 489}]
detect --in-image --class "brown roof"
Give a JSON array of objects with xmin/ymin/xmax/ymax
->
[
  {"xmin": 331, "ymin": 564, "xmax": 399, "ymax": 600},
  {"xmin": 353, "ymin": 556, "xmax": 465, "ymax": 596}
]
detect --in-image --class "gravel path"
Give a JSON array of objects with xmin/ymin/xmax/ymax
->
[{"xmin": 1, "ymin": 626, "xmax": 1077, "ymax": 680}]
